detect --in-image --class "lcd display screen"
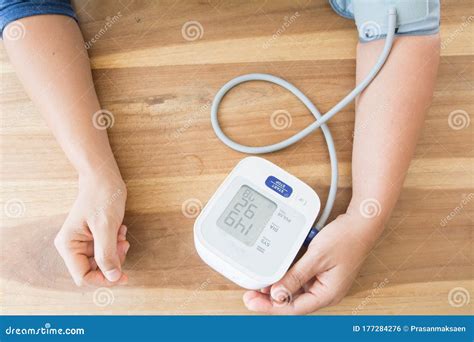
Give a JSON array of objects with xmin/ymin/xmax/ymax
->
[{"xmin": 217, "ymin": 185, "xmax": 277, "ymax": 246}]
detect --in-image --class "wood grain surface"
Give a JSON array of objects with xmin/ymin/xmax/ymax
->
[{"xmin": 0, "ymin": 0, "xmax": 472, "ymax": 315}]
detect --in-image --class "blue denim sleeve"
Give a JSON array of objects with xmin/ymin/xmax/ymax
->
[{"xmin": 0, "ymin": 0, "xmax": 77, "ymax": 37}]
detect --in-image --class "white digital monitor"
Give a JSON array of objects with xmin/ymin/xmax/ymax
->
[{"xmin": 194, "ymin": 157, "xmax": 320, "ymax": 289}]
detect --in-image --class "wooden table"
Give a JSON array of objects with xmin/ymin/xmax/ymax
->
[{"xmin": 1, "ymin": 0, "xmax": 472, "ymax": 315}]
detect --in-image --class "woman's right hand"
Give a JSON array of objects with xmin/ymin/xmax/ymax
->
[{"xmin": 54, "ymin": 172, "xmax": 129, "ymax": 287}]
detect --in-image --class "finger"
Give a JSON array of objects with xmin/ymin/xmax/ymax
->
[
  {"xmin": 284, "ymin": 291, "xmax": 331, "ymax": 315},
  {"xmin": 61, "ymin": 249, "xmax": 128, "ymax": 287},
  {"xmin": 57, "ymin": 247, "xmax": 91, "ymax": 287},
  {"xmin": 82, "ymin": 270, "xmax": 128, "ymax": 287},
  {"xmin": 243, "ymin": 291, "xmax": 274, "ymax": 312},
  {"xmin": 270, "ymin": 250, "xmax": 326, "ymax": 303},
  {"xmin": 244, "ymin": 280, "xmax": 331, "ymax": 315},
  {"xmin": 243, "ymin": 292, "xmax": 302, "ymax": 315},
  {"xmin": 55, "ymin": 222, "xmax": 129, "ymax": 287},
  {"xmin": 83, "ymin": 241, "xmax": 129, "ymax": 287},
  {"xmin": 118, "ymin": 224, "xmax": 127, "ymax": 242},
  {"xmin": 86, "ymin": 238, "xmax": 128, "ymax": 261},
  {"xmin": 243, "ymin": 285, "xmax": 306, "ymax": 313},
  {"xmin": 84, "ymin": 241, "xmax": 94, "ymax": 257},
  {"xmin": 88, "ymin": 240, "xmax": 128, "ymax": 270},
  {"xmin": 117, "ymin": 240, "xmax": 130, "ymax": 265},
  {"xmin": 84, "ymin": 237, "xmax": 127, "ymax": 259},
  {"xmin": 64, "ymin": 238, "xmax": 94, "ymax": 257},
  {"xmin": 55, "ymin": 228, "xmax": 92, "ymax": 286},
  {"xmin": 90, "ymin": 221, "xmax": 122, "ymax": 282},
  {"xmin": 89, "ymin": 257, "xmax": 98, "ymax": 271}
]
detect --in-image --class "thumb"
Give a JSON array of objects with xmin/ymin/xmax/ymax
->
[
  {"xmin": 271, "ymin": 249, "xmax": 324, "ymax": 304},
  {"xmin": 91, "ymin": 222, "xmax": 122, "ymax": 282}
]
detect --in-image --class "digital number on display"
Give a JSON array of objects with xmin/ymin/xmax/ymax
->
[{"xmin": 217, "ymin": 185, "xmax": 277, "ymax": 246}]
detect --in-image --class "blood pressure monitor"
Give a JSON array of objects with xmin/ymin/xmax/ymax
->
[
  {"xmin": 195, "ymin": 7, "xmax": 398, "ymax": 289},
  {"xmin": 194, "ymin": 157, "xmax": 320, "ymax": 289}
]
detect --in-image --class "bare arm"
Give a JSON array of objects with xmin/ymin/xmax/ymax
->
[
  {"xmin": 4, "ymin": 15, "xmax": 129, "ymax": 286},
  {"xmin": 349, "ymin": 34, "xmax": 441, "ymax": 239},
  {"xmin": 243, "ymin": 34, "xmax": 441, "ymax": 314},
  {"xmin": 4, "ymin": 15, "xmax": 117, "ymax": 176}
]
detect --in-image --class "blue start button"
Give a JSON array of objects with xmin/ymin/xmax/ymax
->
[{"xmin": 265, "ymin": 175, "xmax": 293, "ymax": 198}]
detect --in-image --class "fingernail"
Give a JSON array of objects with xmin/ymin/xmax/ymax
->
[{"xmin": 104, "ymin": 268, "xmax": 121, "ymax": 282}]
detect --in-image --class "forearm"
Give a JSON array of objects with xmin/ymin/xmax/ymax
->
[
  {"xmin": 3, "ymin": 15, "xmax": 120, "ymax": 180},
  {"xmin": 348, "ymin": 34, "xmax": 440, "ymax": 240}
]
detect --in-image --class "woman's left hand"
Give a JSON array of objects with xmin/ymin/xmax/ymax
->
[{"xmin": 243, "ymin": 213, "xmax": 379, "ymax": 314}]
